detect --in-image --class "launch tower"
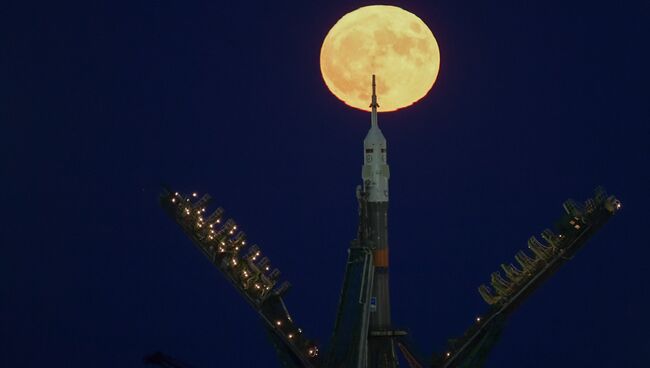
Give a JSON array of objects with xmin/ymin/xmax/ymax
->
[{"xmin": 155, "ymin": 77, "xmax": 621, "ymax": 368}]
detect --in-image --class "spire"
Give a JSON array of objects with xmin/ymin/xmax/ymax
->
[{"xmin": 370, "ymin": 75, "xmax": 379, "ymax": 127}]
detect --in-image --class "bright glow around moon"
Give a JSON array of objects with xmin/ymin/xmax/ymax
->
[{"xmin": 320, "ymin": 5, "xmax": 440, "ymax": 112}]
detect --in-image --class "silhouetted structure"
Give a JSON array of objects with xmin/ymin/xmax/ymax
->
[{"xmin": 152, "ymin": 77, "xmax": 621, "ymax": 368}]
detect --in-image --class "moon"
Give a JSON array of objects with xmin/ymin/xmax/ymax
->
[{"xmin": 320, "ymin": 5, "xmax": 440, "ymax": 112}]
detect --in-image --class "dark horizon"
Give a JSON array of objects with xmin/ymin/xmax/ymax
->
[{"xmin": 3, "ymin": 1, "xmax": 649, "ymax": 367}]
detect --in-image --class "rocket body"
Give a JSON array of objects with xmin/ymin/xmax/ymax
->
[{"xmin": 363, "ymin": 76, "xmax": 398, "ymax": 367}]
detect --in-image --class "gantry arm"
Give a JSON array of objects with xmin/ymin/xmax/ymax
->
[
  {"xmin": 160, "ymin": 189, "xmax": 321, "ymax": 368},
  {"xmin": 433, "ymin": 187, "xmax": 621, "ymax": 368}
]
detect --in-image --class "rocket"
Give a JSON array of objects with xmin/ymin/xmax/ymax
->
[
  {"xmin": 363, "ymin": 75, "xmax": 398, "ymax": 367},
  {"xmin": 325, "ymin": 75, "xmax": 400, "ymax": 368}
]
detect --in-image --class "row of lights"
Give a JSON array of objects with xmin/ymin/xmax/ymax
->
[
  {"xmin": 172, "ymin": 192, "xmax": 318, "ymax": 357},
  {"xmin": 274, "ymin": 319, "xmax": 318, "ymax": 358},
  {"xmin": 174, "ymin": 193, "xmax": 270, "ymax": 296}
]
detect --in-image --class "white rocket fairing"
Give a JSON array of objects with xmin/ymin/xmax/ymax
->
[{"xmin": 362, "ymin": 75, "xmax": 390, "ymax": 203}]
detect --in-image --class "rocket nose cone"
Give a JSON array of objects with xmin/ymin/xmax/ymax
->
[{"xmin": 364, "ymin": 125, "xmax": 386, "ymax": 145}]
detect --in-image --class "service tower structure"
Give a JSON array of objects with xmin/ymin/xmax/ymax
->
[
  {"xmin": 363, "ymin": 75, "xmax": 398, "ymax": 368},
  {"xmin": 157, "ymin": 75, "xmax": 622, "ymax": 368}
]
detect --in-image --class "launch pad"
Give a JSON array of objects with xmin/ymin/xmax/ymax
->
[{"xmin": 154, "ymin": 77, "xmax": 621, "ymax": 368}]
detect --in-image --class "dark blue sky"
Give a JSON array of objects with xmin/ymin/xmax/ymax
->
[{"xmin": 3, "ymin": 1, "xmax": 649, "ymax": 367}]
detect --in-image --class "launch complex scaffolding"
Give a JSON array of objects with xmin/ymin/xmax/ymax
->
[{"xmin": 155, "ymin": 76, "xmax": 621, "ymax": 368}]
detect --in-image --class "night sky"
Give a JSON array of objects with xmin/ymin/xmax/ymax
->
[{"xmin": 3, "ymin": 1, "xmax": 649, "ymax": 367}]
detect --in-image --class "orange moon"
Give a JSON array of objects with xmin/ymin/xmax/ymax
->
[{"xmin": 320, "ymin": 5, "xmax": 440, "ymax": 112}]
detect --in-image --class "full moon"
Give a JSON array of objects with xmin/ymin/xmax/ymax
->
[{"xmin": 320, "ymin": 5, "xmax": 440, "ymax": 112}]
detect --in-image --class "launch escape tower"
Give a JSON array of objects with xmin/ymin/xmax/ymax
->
[{"xmin": 155, "ymin": 76, "xmax": 621, "ymax": 368}]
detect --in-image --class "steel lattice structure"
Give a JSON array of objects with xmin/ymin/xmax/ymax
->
[{"xmin": 154, "ymin": 78, "xmax": 621, "ymax": 368}]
